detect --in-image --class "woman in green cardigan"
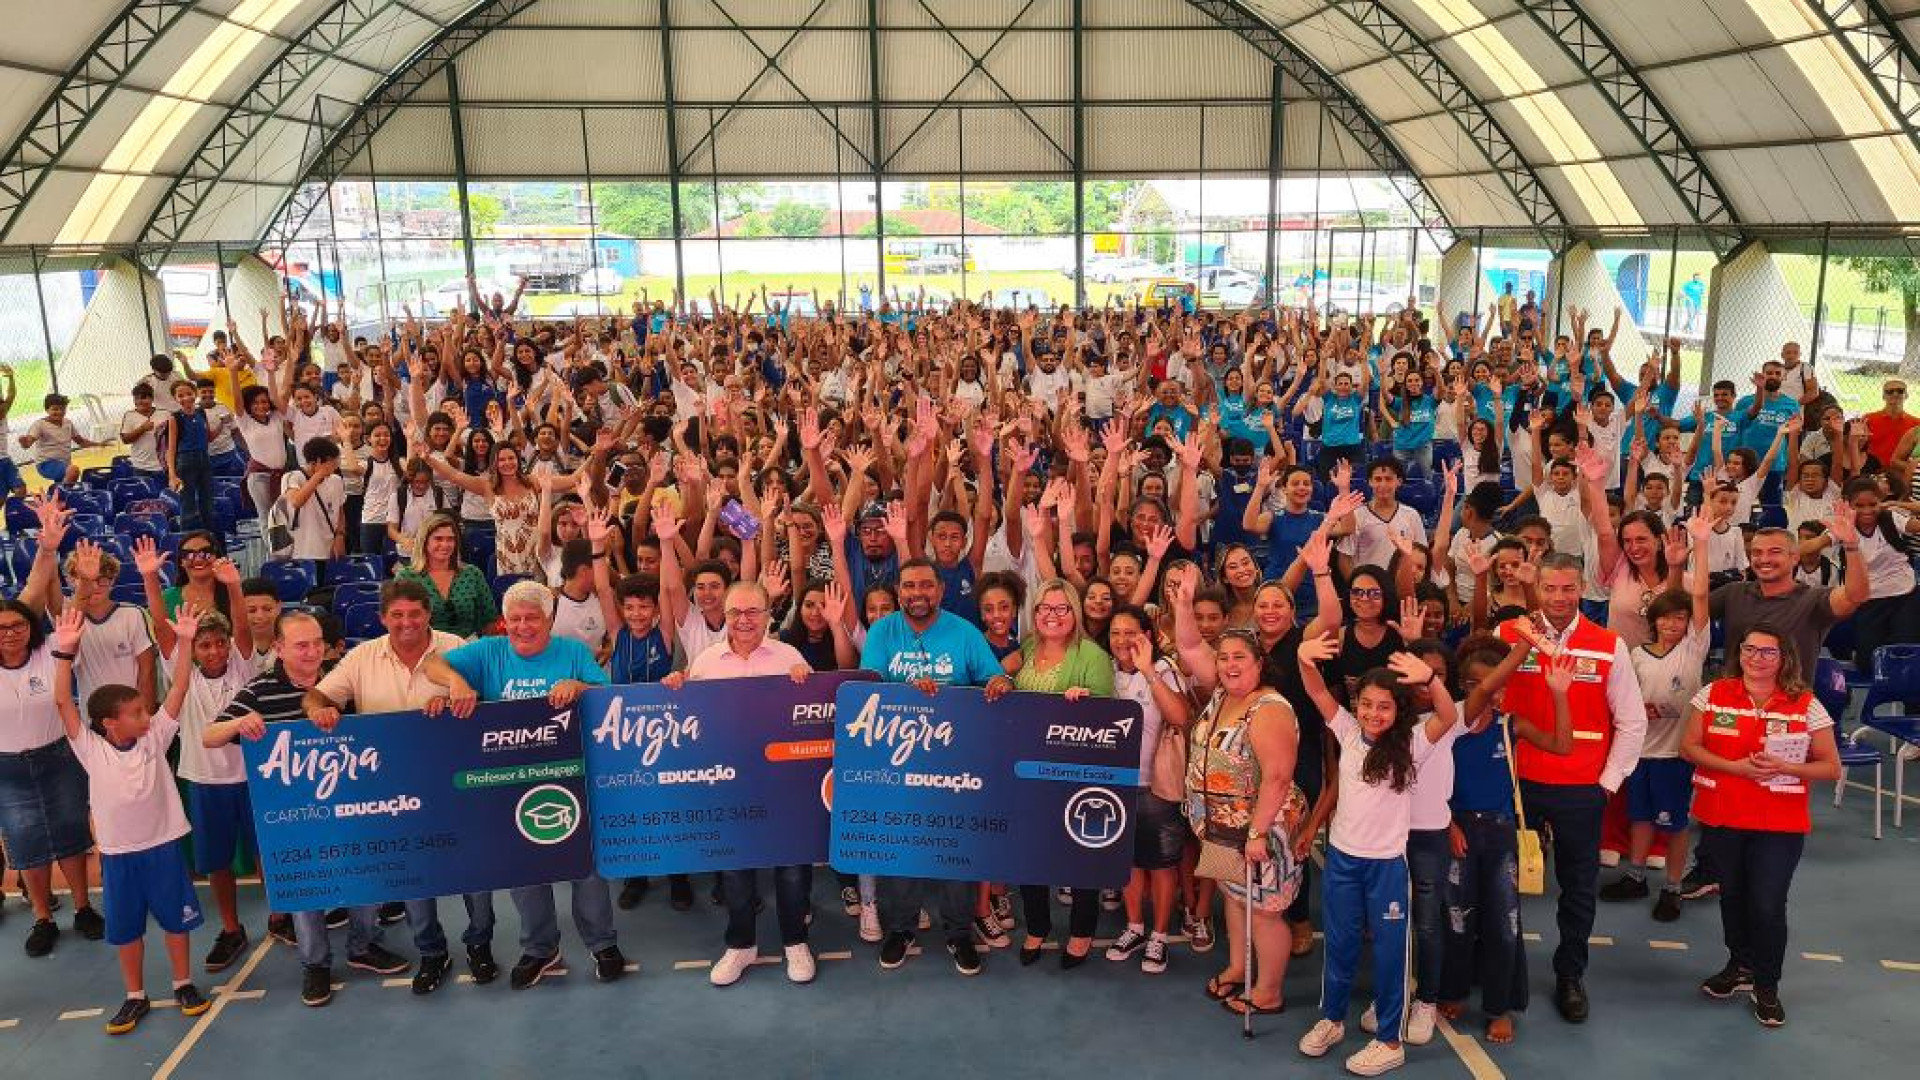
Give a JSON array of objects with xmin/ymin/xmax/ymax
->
[
  {"xmin": 393, "ymin": 512, "xmax": 498, "ymax": 639},
  {"xmin": 1013, "ymin": 577, "xmax": 1117, "ymax": 969}
]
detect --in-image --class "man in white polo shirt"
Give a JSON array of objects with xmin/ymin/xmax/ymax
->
[{"xmin": 663, "ymin": 580, "xmax": 815, "ymax": 987}]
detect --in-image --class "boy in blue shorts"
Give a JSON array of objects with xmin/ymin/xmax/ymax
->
[{"xmin": 50, "ymin": 608, "xmax": 210, "ymax": 1035}]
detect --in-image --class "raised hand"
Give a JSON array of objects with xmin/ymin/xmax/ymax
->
[
  {"xmin": 821, "ymin": 579, "xmax": 850, "ymax": 625},
  {"xmin": 52, "ymin": 606, "xmax": 84, "ymax": 654},
  {"xmin": 71, "ymin": 538, "xmax": 103, "ymax": 586},
  {"xmin": 212, "ymin": 557, "xmax": 242, "ymax": 586},
  {"xmin": 760, "ymin": 558, "xmax": 789, "ymax": 602},
  {"xmin": 1145, "ymin": 522, "xmax": 1176, "ymax": 561},
  {"xmin": 1330, "ymin": 458, "xmax": 1353, "ymax": 494},
  {"xmin": 883, "ymin": 500, "xmax": 910, "ymax": 548},
  {"xmin": 1464, "ymin": 541, "xmax": 1493, "ymax": 579},
  {"xmin": 1386, "ymin": 651, "xmax": 1436, "ymax": 687},
  {"xmin": 34, "ymin": 492, "xmax": 70, "ymax": 551},
  {"xmin": 1685, "ymin": 507, "xmax": 1716, "ymax": 547},
  {"xmin": 171, "ymin": 601, "xmax": 205, "ymax": 645},
  {"xmin": 1297, "ymin": 630, "xmax": 1339, "ymax": 665},
  {"xmin": 1573, "ymin": 443, "xmax": 1607, "ymax": 483},
  {"xmin": 132, "ymin": 535, "xmax": 170, "ymax": 579},
  {"xmin": 821, "ymin": 502, "xmax": 848, "ymax": 546},
  {"xmin": 1387, "ymin": 595, "xmax": 1425, "ymax": 640},
  {"xmin": 586, "ymin": 505, "xmax": 613, "ymax": 545},
  {"xmin": 1326, "ymin": 489, "xmax": 1366, "ymax": 521},
  {"xmin": 651, "ymin": 503, "xmax": 682, "ymax": 543},
  {"xmin": 1827, "ymin": 499, "xmax": 1860, "ymax": 548},
  {"xmin": 1300, "ymin": 528, "xmax": 1332, "ymax": 574},
  {"xmin": 1663, "ymin": 522, "xmax": 1690, "ymax": 568}
]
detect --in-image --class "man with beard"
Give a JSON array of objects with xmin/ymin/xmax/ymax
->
[
  {"xmin": 1735, "ymin": 359, "xmax": 1800, "ymax": 503},
  {"xmin": 859, "ymin": 560, "xmax": 1014, "ymax": 977}
]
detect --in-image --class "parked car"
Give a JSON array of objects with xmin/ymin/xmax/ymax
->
[
  {"xmin": 580, "ymin": 267, "xmax": 625, "ymax": 296},
  {"xmin": 1088, "ymin": 257, "xmax": 1162, "ymax": 283},
  {"xmin": 1318, "ymin": 279, "xmax": 1408, "ymax": 318}
]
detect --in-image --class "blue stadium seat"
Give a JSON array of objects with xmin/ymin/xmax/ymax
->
[
  {"xmin": 326, "ymin": 559, "xmax": 377, "ymax": 585},
  {"xmin": 4, "ymin": 498, "xmax": 38, "ymax": 536},
  {"xmin": 341, "ymin": 601, "xmax": 383, "ymax": 641},
  {"xmin": 333, "ymin": 580, "xmax": 383, "ymax": 609},
  {"xmin": 1751, "ymin": 504, "xmax": 1786, "ymax": 530},
  {"xmin": 109, "ymin": 582, "xmax": 148, "ymax": 607},
  {"xmin": 259, "ymin": 560, "xmax": 316, "ymax": 603}
]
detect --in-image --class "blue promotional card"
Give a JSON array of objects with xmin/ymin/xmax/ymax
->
[
  {"xmin": 828, "ymin": 683, "xmax": 1144, "ymax": 889},
  {"xmin": 243, "ymin": 697, "xmax": 592, "ymax": 911},
  {"xmin": 580, "ymin": 671, "xmax": 875, "ymax": 877}
]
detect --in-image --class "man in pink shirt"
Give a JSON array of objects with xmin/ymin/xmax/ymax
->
[{"xmin": 663, "ymin": 581, "xmax": 814, "ymax": 986}]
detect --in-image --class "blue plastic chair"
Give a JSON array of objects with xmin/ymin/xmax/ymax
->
[
  {"xmin": 4, "ymin": 498, "xmax": 36, "ymax": 536},
  {"xmin": 1750, "ymin": 503, "xmax": 1787, "ymax": 530},
  {"xmin": 109, "ymin": 582, "xmax": 148, "ymax": 607},
  {"xmin": 326, "ymin": 559, "xmax": 377, "ymax": 585},
  {"xmin": 1817, "ymin": 656, "xmax": 1884, "ymax": 835},
  {"xmin": 1861, "ymin": 644, "xmax": 1920, "ymax": 831},
  {"xmin": 259, "ymin": 560, "xmax": 316, "ymax": 604},
  {"xmin": 1399, "ymin": 478, "xmax": 1439, "ymax": 521},
  {"xmin": 341, "ymin": 601, "xmax": 383, "ymax": 641},
  {"xmin": 333, "ymin": 580, "xmax": 383, "ymax": 608}
]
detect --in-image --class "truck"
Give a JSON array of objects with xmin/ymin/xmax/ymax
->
[{"xmin": 507, "ymin": 258, "xmax": 586, "ymax": 294}]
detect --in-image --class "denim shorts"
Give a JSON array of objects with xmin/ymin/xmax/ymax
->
[
  {"xmin": 0, "ymin": 740, "xmax": 93, "ymax": 869},
  {"xmin": 1133, "ymin": 792, "xmax": 1188, "ymax": 871}
]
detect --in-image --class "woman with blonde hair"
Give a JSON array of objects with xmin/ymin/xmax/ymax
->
[{"xmin": 395, "ymin": 512, "xmax": 498, "ymax": 639}]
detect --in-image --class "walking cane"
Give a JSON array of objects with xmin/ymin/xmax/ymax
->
[{"xmin": 1241, "ymin": 857, "xmax": 1256, "ymax": 1041}]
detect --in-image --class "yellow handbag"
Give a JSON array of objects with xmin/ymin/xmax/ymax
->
[{"xmin": 1501, "ymin": 714, "xmax": 1546, "ymax": 896}]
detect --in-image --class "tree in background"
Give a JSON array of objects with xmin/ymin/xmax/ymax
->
[
  {"xmin": 468, "ymin": 193, "xmax": 504, "ymax": 237},
  {"xmin": 596, "ymin": 183, "xmax": 717, "ymax": 238},
  {"xmin": 1841, "ymin": 255, "xmax": 1920, "ymax": 378}
]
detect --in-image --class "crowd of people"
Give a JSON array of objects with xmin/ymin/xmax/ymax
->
[{"xmin": 0, "ymin": 277, "xmax": 1915, "ymax": 1072}]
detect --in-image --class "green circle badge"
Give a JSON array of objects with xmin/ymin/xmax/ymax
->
[{"xmin": 515, "ymin": 785, "xmax": 582, "ymax": 846}]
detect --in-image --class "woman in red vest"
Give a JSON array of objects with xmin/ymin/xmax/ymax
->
[{"xmin": 1679, "ymin": 623, "xmax": 1841, "ymax": 1029}]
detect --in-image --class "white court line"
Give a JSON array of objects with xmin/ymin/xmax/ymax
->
[
  {"xmin": 1883, "ymin": 960, "xmax": 1920, "ymax": 973},
  {"xmin": 224, "ymin": 990, "xmax": 265, "ymax": 1002},
  {"xmin": 1522, "ymin": 932, "xmax": 1542, "ymax": 942},
  {"xmin": 58, "ymin": 1009, "xmax": 103, "ymax": 1021},
  {"xmin": 1435, "ymin": 1016, "xmax": 1506, "ymax": 1080},
  {"xmin": 0, "ymin": 1018, "xmax": 17, "ymax": 1029},
  {"xmin": 381, "ymin": 978, "xmax": 411, "ymax": 988},
  {"xmin": 750, "ymin": 956, "xmax": 782, "ymax": 966},
  {"xmin": 154, "ymin": 937, "xmax": 274, "ymax": 1080},
  {"xmin": 1845, "ymin": 781, "xmax": 1920, "ymax": 806},
  {"xmin": 1802, "ymin": 953, "xmax": 1844, "ymax": 963},
  {"xmin": 672, "ymin": 960, "xmax": 711, "ymax": 970},
  {"xmin": 1648, "ymin": 940, "xmax": 1688, "ymax": 951},
  {"xmin": 1588, "ymin": 936, "xmax": 1615, "ymax": 946},
  {"xmin": 818, "ymin": 951, "xmax": 853, "ymax": 961}
]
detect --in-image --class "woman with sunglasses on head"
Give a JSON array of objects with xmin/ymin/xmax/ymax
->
[
  {"xmin": 1010, "ymin": 578, "xmax": 1115, "ymax": 968},
  {"xmin": 1680, "ymin": 624, "xmax": 1841, "ymax": 1029}
]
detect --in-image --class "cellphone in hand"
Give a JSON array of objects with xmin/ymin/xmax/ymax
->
[{"xmin": 719, "ymin": 498, "xmax": 761, "ymax": 541}]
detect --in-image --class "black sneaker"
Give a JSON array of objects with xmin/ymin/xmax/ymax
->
[
  {"xmin": 324, "ymin": 908, "xmax": 350, "ymax": 930},
  {"xmin": 1105, "ymin": 927, "xmax": 1148, "ymax": 962},
  {"xmin": 1651, "ymin": 889, "xmax": 1683, "ymax": 923},
  {"xmin": 72, "ymin": 905, "xmax": 105, "ymax": 941},
  {"xmin": 593, "ymin": 945, "xmax": 627, "ymax": 982},
  {"xmin": 840, "ymin": 885, "xmax": 860, "ymax": 916},
  {"xmin": 378, "ymin": 902, "xmax": 407, "ymax": 926},
  {"xmin": 618, "ymin": 879, "xmax": 648, "ymax": 910},
  {"xmin": 1598, "ymin": 875, "xmax": 1649, "ymax": 902},
  {"xmin": 267, "ymin": 913, "xmax": 296, "ymax": 945},
  {"xmin": 1679, "ymin": 870, "xmax": 1719, "ymax": 900},
  {"xmin": 466, "ymin": 942, "xmax": 500, "ymax": 984},
  {"xmin": 510, "ymin": 952, "xmax": 561, "ymax": 990},
  {"xmin": 668, "ymin": 876, "xmax": 694, "ymax": 911},
  {"xmin": 879, "ymin": 931, "xmax": 914, "ymax": 970},
  {"xmin": 1701, "ymin": 962, "xmax": 1754, "ymax": 999},
  {"xmin": 947, "ymin": 937, "xmax": 983, "ymax": 976},
  {"xmin": 173, "ymin": 982, "xmax": 209, "ymax": 1017},
  {"xmin": 25, "ymin": 918, "xmax": 58, "ymax": 958},
  {"xmin": 1751, "ymin": 987, "xmax": 1786, "ymax": 1027},
  {"xmin": 1553, "ymin": 977, "xmax": 1589, "ymax": 1023},
  {"xmin": 972, "ymin": 916, "xmax": 1009, "ymax": 949},
  {"xmin": 203, "ymin": 928, "xmax": 248, "ymax": 973},
  {"xmin": 104, "ymin": 996, "xmax": 150, "ymax": 1035},
  {"xmin": 411, "ymin": 953, "xmax": 449, "ymax": 996},
  {"xmin": 347, "ymin": 943, "xmax": 408, "ymax": 975},
  {"xmin": 301, "ymin": 965, "xmax": 333, "ymax": 1007}
]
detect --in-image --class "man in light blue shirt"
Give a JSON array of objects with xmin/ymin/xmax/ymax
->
[
  {"xmin": 429, "ymin": 580, "xmax": 619, "ymax": 992},
  {"xmin": 1732, "ymin": 360, "xmax": 1799, "ymax": 502},
  {"xmin": 859, "ymin": 559, "xmax": 1013, "ymax": 977}
]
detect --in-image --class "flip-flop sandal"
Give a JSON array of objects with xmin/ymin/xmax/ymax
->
[
  {"xmin": 1222, "ymin": 997, "xmax": 1285, "ymax": 1016},
  {"xmin": 1205, "ymin": 977, "xmax": 1245, "ymax": 1001}
]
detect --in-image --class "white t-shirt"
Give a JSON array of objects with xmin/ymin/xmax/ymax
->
[
  {"xmin": 121, "ymin": 410, "xmax": 163, "ymax": 472},
  {"xmin": 288, "ymin": 404, "xmax": 341, "ymax": 466},
  {"xmin": 1584, "ymin": 412, "xmax": 1627, "ymax": 489},
  {"xmin": 1083, "ymin": 372, "xmax": 1126, "ymax": 420},
  {"xmin": 677, "ymin": 606, "xmax": 727, "ymax": 666},
  {"xmin": 1630, "ymin": 623, "xmax": 1710, "ymax": 759},
  {"xmin": 1328, "ymin": 707, "xmax": 1437, "ymax": 859},
  {"xmin": 1703, "ymin": 523, "xmax": 1748, "ymax": 576},
  {"xmin": 1783, "ymin": 486, "xmax": 1832, "ymax": 535},
  {"xmin": 1536, "ymin": 485, "xmax": 1587, "ymax": 557},
  {"xmin": 68, "ymin": 710, "xmax": 190, "ymax": 855},
  {"xmin": 236, "ymin": 411, "xmax": 288, "ymax": 471},
  {"xmin": 73, "ymin": 605, "xmax": 155, "ymax": 709},
  {"xmin": 0, "ymin": 646, "xmax": 64, "ymax": 752},
  {"xmin": 1449, "ymin": 527, "xmax": 1501, "ymax": 606},
  {"xmin": 1409, "ymin": 706, "xmax": 1465, "ymax": 831},
  {"xmin": 1113, "ymin": 659, "xmax": 1183, "ymax": 796},
  {"xmin": 172, "ymin": 646, "xmax": 258, "ymax": 786},
  {"xmin": 361, "ymin": 457, "xmax": 401, "ymax": 525},
  {"xmin": 552, "ymin": 589, "xmax": 608, "ymax": 652},
  {"xmin": 282, "ymin": 468, "xmax": 344, "ymax": 561},
  {"xmin": 1347, "ymin": 502, "xmax": 1427, "ymax": 571},
  {"xmin": 25, "ymin": 417, "xmax": 78, "ymax": 463},
  {"xmin": 1858, "ymin": 509, "xmax": 1917, "ymax": 598},
  {"xmin": 205, "ymin": 402, "xmax": 237, "ymax": 456}
]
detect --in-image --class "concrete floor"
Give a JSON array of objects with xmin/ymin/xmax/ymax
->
[{"xmin": 0, "ymin": 786, "xmax": 1914, "ymax": 1080}]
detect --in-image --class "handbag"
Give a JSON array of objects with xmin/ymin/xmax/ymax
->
[{"xmin": 1501, "ymin": 713, "xmax": 1546, "ymax": 896}]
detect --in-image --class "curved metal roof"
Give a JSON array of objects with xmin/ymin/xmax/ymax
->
[{"xmin": 3, "ymin": 0, "xmax": 1918, "ymax": 251}]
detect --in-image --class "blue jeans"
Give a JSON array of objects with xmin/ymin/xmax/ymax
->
[
  {"xmin": 1700, "ymin": 826, "xmax": 1804, "ymax": 991},
  {"xmin": 174, "ymin": 449, "xmax": 216, "ymax": 532},
  {"xmin": 1320, "ymin": 847, "xmax": 1411, "ymax": 1043},
  {"xmin": 1440, "ymin": 812, "xmax": 1528, "ymax": 1016},
  {"xmin": 1407, "ymin": 827, "xmax": 1450, "ymax": 1003},
  {"xmin": 511, "ymin": 876, "xmax": 616, "ymax": 959},
  {"xmin": 720, "ymin": 865, "xmax": 812, "ymax": 949},
  {"xmin": 294, "ymin": 905, "xmax": 381, "ymax": 970},
  {"xmin": 877, "ymin": 876, "xmax": 974, "ymax": 944},
  {"xmin": 1519, "ymin": 780, "xmax": 1606, "ymax": 980},
  {"xmin": 406, "ymin": 892, "xmax": 496, "ymax": 958}
]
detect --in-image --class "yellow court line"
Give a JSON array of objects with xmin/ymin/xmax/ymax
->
[
  {"xmin": 154, "ymin": 937, "xmax": 274, "ymax": 1080},
  {"xmin": 672, "ymin": 960, "xmax": 711, "ymax": 970},
  {"xmin": 381, "ymin": 977, "xmax": 411, "ymax": 988},
  {"xmin": 1588, "ymin": 936, "xmax": 1615, "ymax": 946},
  {"xmin": 0, "ymin": 1019, "xmax": 17, "ymax": 1029},
  {"xmin": 1802, "ymin": 953, "xmax": 1844, "ymax": 963},
  {"xmin": 58, "ymin": 1009, "xmax": 103, "ymax": 1021},
  {"xmin": 1648, "ymin": 940, "xmax": 1689, "ymax": 951},
  {"xmin": 818, "ymin": 951, "xmax": 853, "ymax": 961},
  {"xmin": 1435, "ymin": 1015, "xmax": 1506, "ymax": 1080},
  {"xmin": 1883, "ymin": 960, "xmax": 1920, "ymax": 973}
]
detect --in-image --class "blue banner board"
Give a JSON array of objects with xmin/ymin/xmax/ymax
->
[
  {"xmin": 243, "ymin": 697, "xmax": 592, "ymax": 912},
  {"xmin": 579, "ymin": 671, "xmax": 876, "ymax": 877},
  {"xmin": 828, "ymin": 683, "xmax": 1144, "ymax": 889}
]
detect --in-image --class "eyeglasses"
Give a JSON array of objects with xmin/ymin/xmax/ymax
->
[
  {"xmin": 1739, "ymin": 644, "xmax": 1781, "ymax": 661},
  {"xmin": 1888, "ymin": 387, "xmax": 1908, "ymax": 397},
  {"xmin": 0, "ymin": 621, "xmax": 30, "ymax": 635},
  {"xmin": 1350, "ymin": 587, "xmax": 1383, "ymax": 600},
  {"xmin": 1034, "ymin": 603, "xmax": 1074, "ymax": 619},
  {"xmin": 724, "ymin": 607, "xmax": 767, "ymax": 621},
  {"xmin": 181, "ymin": 549, "xmax": 214, "ymax": 560}
]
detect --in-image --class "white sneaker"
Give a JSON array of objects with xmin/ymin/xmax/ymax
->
[
  {"xmin": 1405, "ymin": 1001, "xmax": 1436, "ymax": 1046},
  {"xmin": 709, "ymin": 947, "xmax": 755, "ymax": 987},
  {"xmin": 1299, "ymin": 1019, "xmax": 1346, "ymax": 1058},
  {"xmin": 1360, "ymin": 1002, "xmax": 1377, "ymax": 1034},
  {"xmin": 859, "ymin": 901, "xmax": 882, "ymax": 943},
  {"xmin": 784, "ymin": 943, "xmax": 815, "ymax": 984},
  {"xmin": 1344, "ymin": 1039, "xmax": 1406, "ymax": 1077}
]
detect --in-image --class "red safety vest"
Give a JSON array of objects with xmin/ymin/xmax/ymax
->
[
  {"xmin": 1497, "ymin": 616, "xmax": 1619, "ymax": 786},
  {"xmin": 1690, "ymin": 679, "xmax": 1817, "ymax": 835}
]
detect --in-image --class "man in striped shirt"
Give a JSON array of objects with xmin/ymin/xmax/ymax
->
[{"xmin": 203, "ymin": 611, "xmax": 409, "ymax": 1007}]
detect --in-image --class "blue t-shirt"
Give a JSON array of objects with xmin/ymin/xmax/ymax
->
[
  {"xmin": 608, "ymin": 626, "xmax": 672, "ymax": 684},
  {"xmin": 1614, "ymin": 378, "xmax": 1678, "ymax": 451},
  {"xmin": 843, "ymin": 534, "xmax": 901, "ymax": 599},
  {"xmin": 1470, "ymin": 383, "xmax": 1519, "ymax": 425},
  {"xmin": 1321, "ymin": 392, "xmax": 1364, "ymax": 448},
  {"xmin": 935, "ymin": 559, "xmax": 979, "ymax": 628},
  {"xmin": 174, "ymin": 409, "xmax": 209, "ymax": 455},
  {"xmin": 1260, "ymin": 507, "xmax": 1323, "ymax": 582},
  {"xmin": 1212, "ymin": 465, "xmax": 1259, "ymax": 549},
  {"xmin": 445, "ymin": 635, "xmax": 608, "ymax": 701},
  {"xmin": 859, "ymin": 609, "xmax": 1004, "ymax": 687},
  {"xmin": 1146, "ymin": 403, "xmax": 1195, "ymax": 441},
  {"xmin": 1393, "ymin": 393, "xmax": 1437, "ymax": 452},
  {"xmin": 1733, "ymin": 393, "xmax": 1798, "ymax": 473},
  {"xmin": 1448, "ymin": 716, "xmax": 1515, "ymax": 817},
  {"xmin": 1678, "ymin": 409, "xmax": 1739, "ymax": 480}
]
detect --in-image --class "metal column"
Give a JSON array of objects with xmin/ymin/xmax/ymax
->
[
  {"xmin": 658, "ymin": 0, "xmax": 687, "ymax": 302},
  {"xmin": 448, "ymin": 65, "xmax": 477, "ymax": 281}
]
